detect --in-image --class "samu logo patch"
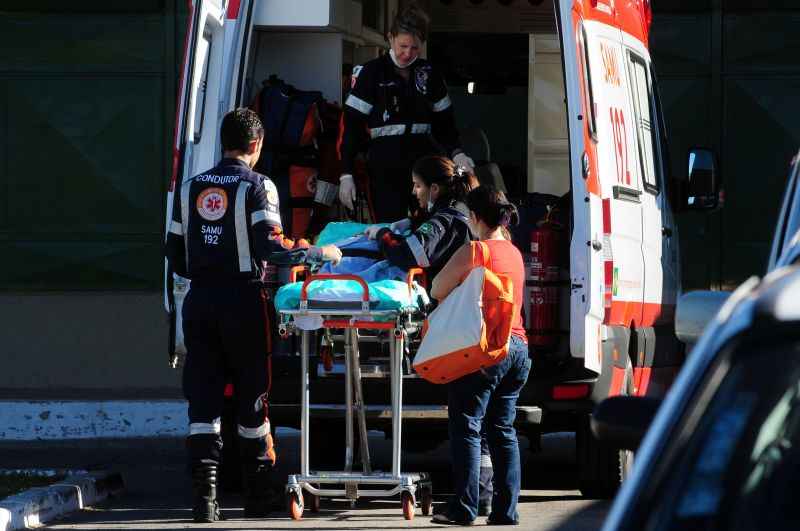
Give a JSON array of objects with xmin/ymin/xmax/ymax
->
[{"xmin": 196, "ymin": 187, "xmax": 228, "ymax": 221}]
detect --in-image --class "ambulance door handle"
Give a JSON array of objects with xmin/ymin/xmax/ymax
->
[
  {"xmin": 662, "ymin": 227, "xmax": 673, "ymax": 238},
  {"xmin": 590, "ymin": 239, "xmax": 603, "ymax": 251}
]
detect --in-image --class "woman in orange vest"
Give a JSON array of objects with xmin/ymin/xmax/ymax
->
[{"xmin": 429, "ymin": 186, "xmax": 531, "ymax": 526}]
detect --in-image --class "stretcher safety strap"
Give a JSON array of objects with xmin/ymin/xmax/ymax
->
[
  {"xmin": 238, "ymin": 420, "xmax": 270, "ymax": 439},
  {"xmin": 370, "ymin": 123, "xmax": 431, "ymax": 139},
  {"xmin": 251, "ymin": 209, "xmax": 281, "ymax": 226},
  {"xmin": 406, "ymin": 235, "xmax": 431, "ymax": 267},
  {"xmin": 189, "ymin": 418, "xmax": 221, "ymax": 435},
  {"xmin": 180, "ymin": 179, "xmax": 192, "ymax": 270},
  {"xmin": 432, "ymin": 95, "xmax": 452, "ymax": 112},
  {"xmin": 169, "ymin": 220, "xmax": 183, "ymax": 236},
  {"xmin": 235, "ymin": 181, "xmax": 253, "ymax": 273},
  {"xmin": 346, "ymin": 94, "xmax": 373, "ymax": 115}
]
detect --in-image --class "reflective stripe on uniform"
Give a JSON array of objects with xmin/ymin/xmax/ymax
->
[
  {"xmin": 432, "ymin": 95, "xmax": 452, "ymax": 112},
  {"xmin": 370, "ymin": 123, "xmax": 432, "ymax": 138},
  {"xmin": 169, "ymin": 220, "xmax": 183, "ymax": 236},
  {"xmin": 251, "ymin": 209, "xmax": 281, "ymax": 226},
  {"xmin": 480, "ymin": 453, "xmax": 493, "ymax": 468},
  {"xmin": 370, "ymin": 124, "xmax": 406, "ymax": 138},
  {"xmin": 235, "ymin": 181, "xmax": 252, "ymax": 273},
  {"xmin": 189, "ymin": 418, "xmax": 221, "ymax": 436},
  {"xmin": 345, "ymin": 94, "xmax": 373, "ymax": 115},
  {"xmin": 180, "ymin": 179, "xmax": 192, "ymax": 270},
  {"xmin": 237, "ymin": 420, "xmax": 270, "ymax": 439},
  {"xmin": 406, "ymin": 235, "xmax": 431, "ymax": 268}
]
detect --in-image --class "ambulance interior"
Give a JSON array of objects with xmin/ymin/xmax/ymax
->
[{"xmin": 239, "ymin": 1, "xmax": 572, "ymax": 360}]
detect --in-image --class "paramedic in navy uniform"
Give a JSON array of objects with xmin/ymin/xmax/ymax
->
[
  {"xmin": 166, "ymin": 108, "xmax": 341, "ymax": 523},
  {"xmin": 338, "ymin": 2, "xmax": 475, "ymax": 222}
]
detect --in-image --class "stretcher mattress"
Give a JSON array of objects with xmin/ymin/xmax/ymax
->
[{"xmin": 274, "ymin": 221, "xmax": 429, "ymax": 321}]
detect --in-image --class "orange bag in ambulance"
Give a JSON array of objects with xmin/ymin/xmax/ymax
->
[{"xmin": 414, "ymin": 242, "xmax": 515, "ymax": 384}]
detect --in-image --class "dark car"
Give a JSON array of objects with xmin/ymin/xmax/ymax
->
[{"xmin": 597, "ymin": 151, "xmax": 800, "ymax": 530}]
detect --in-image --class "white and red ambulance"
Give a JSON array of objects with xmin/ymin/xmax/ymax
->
[{"xmin": 164, "ymin": 0, "xmax": 718, "ymax": 497}]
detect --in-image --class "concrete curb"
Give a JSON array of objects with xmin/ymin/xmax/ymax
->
[{"xmin": 0, "ymin": 471, "xmax": 124, "ymax": 531}]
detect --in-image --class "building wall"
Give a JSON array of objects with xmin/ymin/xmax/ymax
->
[
  {"xmin": 0, "ymin": 1, "xmax": 186, "ymax": 397},
  {"xmin": 651, "ymin": 0, "xmax": 800, "ymax": 290}
]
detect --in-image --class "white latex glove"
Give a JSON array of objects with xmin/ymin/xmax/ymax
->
[
  {"xmin": 364, "ymin": 224, "xmax": 383, "ymax": 239},
  {"xmin": 453, "ymin": 152, "xmax": 475, "ymax": 173},
  {"xmin": 318, "ymin": 245, "xmax": 342, "ymax": 265},
  {"xmin": 339, "ymin": 174, "xmax": 357, "ymax": 210}
]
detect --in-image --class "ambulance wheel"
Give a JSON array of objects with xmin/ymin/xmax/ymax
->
[
  {"xmin": 401, "ymin": 491, "xmax": 415, "ymax": 520},
  {"xmin": 577, "ymin": 359, "xmax": 634, "ymax": 498},
  {"xmin": 288, "ymin": 492, "xmax": 304, "ymax": 520},
  {"xmin": 420, "ymin": 488, "xmax": 433, "ymax": 516}
]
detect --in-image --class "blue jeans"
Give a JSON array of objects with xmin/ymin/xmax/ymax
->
[{"xmin": 447, "ymin": 335, "xmax": 532, "ymax": 523}]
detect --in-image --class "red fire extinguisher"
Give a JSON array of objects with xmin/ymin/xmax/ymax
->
[{"xmin": 526, "ymin": 207, "xmax": 563, "ymax": 347}]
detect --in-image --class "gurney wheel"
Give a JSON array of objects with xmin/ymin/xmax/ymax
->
[
  {"xmin": 288, "ymin": 491, "xmax": 304, "ymax": 521},
  {"xmin": 401, "ymin": 491, "xmax": 415, "ymax": 521},
  {"xmin": 308, "ymin": 490, "xmax": 321, "ymax": 513},
  {"xmin": 420, "ymin": 488, "xmax": 433, "ymax": 516}
]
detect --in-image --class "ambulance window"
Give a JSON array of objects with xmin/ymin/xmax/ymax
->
[
  {"xmin": 192, "ymin": 30, "xmax": 212, "ymax": 144},
  {"xmin": 578, "ymin": 24, "xmax": 597, "ymax": 140},
  {"xmin": 627, "ymin": 52, "xmax": 658, "ymax": 193}
]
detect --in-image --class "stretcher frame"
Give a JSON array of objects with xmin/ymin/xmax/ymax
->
[{"xmin": 278, "ymin": 267, "xmax": 432, "ymax": 521}]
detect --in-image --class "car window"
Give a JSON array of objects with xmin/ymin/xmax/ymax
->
[{"xmin": 640, "ymin": 338, "xmax": 800, "ymax": 531}]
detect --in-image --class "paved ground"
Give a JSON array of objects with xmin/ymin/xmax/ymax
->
[{"xmin": 1, "ymin": 431, "xmax": 609, "ymax": 530}]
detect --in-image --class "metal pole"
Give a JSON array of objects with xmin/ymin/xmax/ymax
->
[
  {"xmin": 300, "ymin": 330, "xmax": 311, "ymax": 477},
  {"xmin": 344, "ymin": 328, "xmax": 354, "ymax": 472},
  {"xmin": 391, "ymin": 328, "xmax": 404, "ymax": 478},
  {"xmin": 350, "ymin": 328, "xmax": 372, "ymax": 474}
]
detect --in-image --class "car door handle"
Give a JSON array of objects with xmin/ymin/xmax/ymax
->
[{"xmin": 662, "ymin": 227, "xmax": 673, "ymax": 237}]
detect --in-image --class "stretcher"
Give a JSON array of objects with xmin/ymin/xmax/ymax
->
[{"xmin": 277, "ymin": 266, "xmax": 433, "ymax": 521}]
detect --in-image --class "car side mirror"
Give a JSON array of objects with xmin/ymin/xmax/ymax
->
[
  {"xmin": 591, "ymin": 396, "xmax": 662, "ymax": 451},
  {"xmin": 681, "ymin": 147, "xmax": 720, "ymax": 211},
  {"xmin": 675, "ymin": 290, "xmax": 731, "ymax": 345}
]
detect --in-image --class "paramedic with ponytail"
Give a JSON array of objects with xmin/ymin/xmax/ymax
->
[
  {"xmin": 429, "ymin": 186, "xmax": 531, "ymax": 526},
  {"xmin": 166, "ymin": 109, "xmax": 341, "ymax": 523},
  {"xmin": 367, "ymin": 155, "xmax": 476, "ymax": 283},
  {"xmin": 338, "ymin": 3, "xmax": 475, "ymax": 221}
]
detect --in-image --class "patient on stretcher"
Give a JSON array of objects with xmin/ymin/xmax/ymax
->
[{"xmin": 274, "ymin": 222, "xmax": 429, "ymax": 321}]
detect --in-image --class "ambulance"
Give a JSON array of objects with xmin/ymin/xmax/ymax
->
[{"xmin": 164, "ymin": 0, "xmax": 718, "ymax": 497}]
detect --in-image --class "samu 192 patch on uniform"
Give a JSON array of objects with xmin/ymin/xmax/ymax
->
[{"xmin": 196, "ymin": 187, "xmax": 228, "ymax": 221}]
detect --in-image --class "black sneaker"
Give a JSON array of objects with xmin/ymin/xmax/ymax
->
[{"xmin": 431, "ymin": 513, "xmax": 475, "ymax": 526}]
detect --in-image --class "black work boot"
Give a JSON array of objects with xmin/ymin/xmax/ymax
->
[
  {"xmin": 242, "ymin": 462, "xmax": 274, "ymax": 517},
  {"xmin": 192, "ymin": 463, "xmax": 223, "ymax": 522}
]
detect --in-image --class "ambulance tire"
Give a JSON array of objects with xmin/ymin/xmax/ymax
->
[{"xmin": 576, "ymin": 359, "xmax": 634, "ymax": 499}]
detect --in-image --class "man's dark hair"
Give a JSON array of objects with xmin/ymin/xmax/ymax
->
[
  {"xmin": 390, "ymin": 2, "xmax": 430, "ymax": 42},
  {"xmin": 220, "ymin": 108, "xmax": 264, "ymax": 152}
]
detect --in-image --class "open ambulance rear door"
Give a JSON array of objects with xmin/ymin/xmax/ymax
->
[
  {"xmin": 555, "ymin": 0, "xmax": 608, "ymax": 375},
  {"xmin": 164, "ymin": 0, "xmax": 254, "ymax": 366}
]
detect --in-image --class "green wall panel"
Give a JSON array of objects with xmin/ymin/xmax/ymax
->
[
  {"xmin": 6, "ymin": 78, "xmax": 163, "ymax": 234},
  {"xmin": 0, "ymin": 3, "xmax": 180, "ymax": 290},
  {"xmin": 0, "ymin": 15, "xmax": 165, "ymax": 73},
  {"xmin": 721, "ymin": 78, "xmax": 800, "ymax": 283}
]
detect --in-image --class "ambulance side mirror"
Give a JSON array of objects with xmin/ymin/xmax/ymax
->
[{"xmin": 681, "ymin": 147, "xmax": 720, "ymax": 211}]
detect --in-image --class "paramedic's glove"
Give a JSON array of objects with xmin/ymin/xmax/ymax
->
[
  {"xmin": 453, "ymin": 153, "xmax": 475, "ymax": 174},
  {"xmin": 339, "ymin": 174, "xmax": 357, "ymax": 211},
  {"xmin": 319, "ymin": 244, "xmax": 343, "ymax": 265},
  {"xmin": 364, "ymin": 224, "xmax": 383, "ymax": 240}
]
